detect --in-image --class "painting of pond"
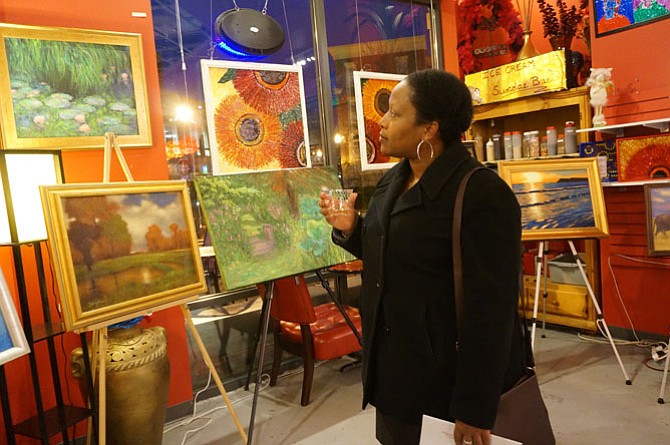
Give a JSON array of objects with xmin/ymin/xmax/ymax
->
[
  {"xmin": 195, "ymin": 167, "xmax": 355, "ymax": 290},
  {"xmin": 41, "ymin": 181, "xmax": 205, "ymax": 331},
  {"xmin": 0, "ymin": 24, "xmax": 150, "ymax": 149}
]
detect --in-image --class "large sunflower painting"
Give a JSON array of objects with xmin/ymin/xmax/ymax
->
[
  {"xmin": 201, "ymin": 60, "xmax": 310, "ymax": 173},
  {"xmin": 616, "ymin": 134, "xmax": 670, "ymax": 182},
  {"xmin": 353, "ymin": 71, "xmax": 405, "ymax": 171}
]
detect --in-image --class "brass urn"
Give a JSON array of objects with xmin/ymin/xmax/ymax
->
[{"xmin": 71, "ymin": 325, "xmax": 170, "ymax": 445}]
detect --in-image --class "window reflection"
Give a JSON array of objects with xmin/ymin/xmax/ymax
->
[{"xmin": 150, "ymin": 0, "xmax": 438, "ymax": 392}]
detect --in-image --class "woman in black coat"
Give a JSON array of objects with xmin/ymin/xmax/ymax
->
[{"xmin": 319, "ymin": 69, "xmax": 526, "ymax": 445}]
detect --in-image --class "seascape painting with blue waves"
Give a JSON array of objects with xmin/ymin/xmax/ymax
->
[{"xmin": 513, "ymin": 171, "xmax": 594, "ymax": 230}]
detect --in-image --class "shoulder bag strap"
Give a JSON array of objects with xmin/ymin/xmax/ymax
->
[
  {"xmin": 452, "ymin": 166, "xmax": 534, "ymax": 368},
  {"xmin": 452, "ymin": 166, "xmax": 487, "ymax": 342}
]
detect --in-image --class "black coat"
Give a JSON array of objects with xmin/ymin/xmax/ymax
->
[{"xmin": 333, "ymin": 140, "xmax": 526, "ymax": 429}]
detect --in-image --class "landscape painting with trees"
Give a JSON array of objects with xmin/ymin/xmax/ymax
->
[
  {"xmin": 41, "ymin": 181, "xmax": 205, "ymax": 331},
  {"xmin": 195, "ymin": 167, "xmax": 354, "ymax": 290}
]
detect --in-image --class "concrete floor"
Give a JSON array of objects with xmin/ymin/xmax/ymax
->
[{"xmin": 163, "ymin": 327, "xmax": 670, "ymax": 445}]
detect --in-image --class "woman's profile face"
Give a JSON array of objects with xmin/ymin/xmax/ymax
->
[{"xmin": 378, "ymin": 80, "xmax": 425, "ymax": 159}]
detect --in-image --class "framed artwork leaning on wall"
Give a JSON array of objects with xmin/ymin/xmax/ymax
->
[{"xmin": 644, "ymin": 181, "xmax": 670, "ymax": 256}]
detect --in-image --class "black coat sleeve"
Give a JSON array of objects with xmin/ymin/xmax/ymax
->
[{"xmin": 331, "ymin": 214, "xmax": 363, "ymax": 259}]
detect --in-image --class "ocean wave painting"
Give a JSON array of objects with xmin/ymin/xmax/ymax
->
[
  {"xmin": 513, "ymin": 179, "xmax": 594, "ymax": 230},
  {"xmin": 498, "ymin": 159, "xmax": 609, "ymax": 241}
]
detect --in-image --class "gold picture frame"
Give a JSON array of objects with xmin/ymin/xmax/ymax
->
[
  {"xmin": 498, "ymin": 158, "xmax": 609, "ymax": 241},
  {"xmin": 0, "ymin": 268, "xmax": 30, "ymax": 366},
  {"xmin": 644, "ymin": 181, "xmax": 670, "ymax": 256},
  {"xmin": 40, "ymin": 181, "xmax": 205, "ymax": 331},
  {"xmin": 0, "ymin": 23, "xmax": 151, "ymax": 150}
]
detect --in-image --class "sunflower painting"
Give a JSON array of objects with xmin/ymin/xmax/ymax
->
[
  {"xmin": 201, "ymin": 60, "xmax": 310, "ymax": 173},
  {"xmin": 616, "ymin": 134, "xmax": 670, "ymax": 182},
  {"xmin": 353, "ymin": 71, "xmax": 405, "ymax": 171}
]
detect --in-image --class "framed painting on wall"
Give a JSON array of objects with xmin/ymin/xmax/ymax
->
[
  {"xmin": 616, "ymin": 134, "xmax": 670, "ymax": 182},
  {"xmin": 201, "ymin": 60, "xmax": 310, "ymax": 173},
  {"xmin": 194, "ymin": 167, "xmax": 355, "ymax": 290},
  {"xmin": 594, "ymin": 0, "xmax": 670, "ymax": 37},
  {"xmin": 0, "ymin": 23, "xmax": 151, "ymax": 150},
  {"xmin": 644, "ymin": 182, "xmax": 670, "ymax": 256},
  {"xmin": 40, "ymin": 181, "xmax": 206, "ymax": 331},
  {"xmin": 498, "ymin": 158, "xmax": 609, "ymax": 241},
  {"xmin": 0, "ymin": 268, "xmax": 30, "ymax": 366},
  {"xmin": 353, "ymin": 71, "xmax": 405, "ymax": 171}
]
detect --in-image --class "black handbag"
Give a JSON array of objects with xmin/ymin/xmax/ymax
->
[{"xmin": 452, "ymin": 167, "xmax": 555, "ymax": 445}]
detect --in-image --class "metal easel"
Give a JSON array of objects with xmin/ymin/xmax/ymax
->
[
  {"xmin": 530, "ymin": 240, "xmax": 632, "ymax": 385},
  {"xmin": 243, "ymin": 269, "xmax": 362, "ymax": 444}
]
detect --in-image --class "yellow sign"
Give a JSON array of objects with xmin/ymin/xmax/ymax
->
[{"xmin": 465, "ymin": 51, "xmax": 568, "ymax": 105}]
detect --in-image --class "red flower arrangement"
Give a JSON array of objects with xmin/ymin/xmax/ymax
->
[{"xmin": 457, "ymin": 0, "xmax": 524, "ymax": 74}]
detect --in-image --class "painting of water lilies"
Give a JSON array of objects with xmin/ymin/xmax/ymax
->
[
  {"xmin": 40, "ymin": 181, "xmax": 205, "ymax": 331},
  {"xmin": 194, "ymin": 167, "xmax": 354, "ymax": 290},
  {"xmin": 0, "ymin": 24, "xmax": 151, "ymax": 150},
  {"xmin": 201, "ymin": 60, "xmax": 310, "ymax": 173}
]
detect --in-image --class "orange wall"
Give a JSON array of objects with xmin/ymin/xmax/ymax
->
[
  {"xmin": 590, "ymin": 17, "xmax": 670, "ymax": 336},
  {"xmin": 591, "ymin": 17, "xmax": 670, "ymax": 124},
  {"xmin": 0, "ymin": 1, "xmax": 193, "ymax": 443},
  {"xmin": 442, "ymin": 3, "xmax": 670, "ymax": 336}
]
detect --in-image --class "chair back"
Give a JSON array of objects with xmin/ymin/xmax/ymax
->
[{"xmin": 258, "ymin": 275, "xmax": 316, "ymax": 324}]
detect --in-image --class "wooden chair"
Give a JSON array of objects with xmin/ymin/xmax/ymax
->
[{"xmin": 260, "ymin": 274, "xmax": 362, "ymax": 406}]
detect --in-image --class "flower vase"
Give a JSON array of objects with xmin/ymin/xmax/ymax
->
[
  {"xmin": 71, "ymin": 325, "xmax": 170, "ymax": 445},
  {"xmin": 549, "ymin": 35, "xmax": 573, "ymax": 51},
  {"xmin": 516, "ymin": 30, "xmax": 540, "ymax": 61}
]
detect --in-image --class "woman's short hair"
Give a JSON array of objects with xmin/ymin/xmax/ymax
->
[{"xmin": 405, "ymin": 69, "xmax": 473, "ymax": 144}]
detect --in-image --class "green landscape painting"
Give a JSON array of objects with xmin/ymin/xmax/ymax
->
[
  {"xmin": 195, "ymin": 167, "xmax": 354, "ymax": 290},
  {"xmin": 63, "ymin": 191, "xmax": 199, "ymax": 313}
]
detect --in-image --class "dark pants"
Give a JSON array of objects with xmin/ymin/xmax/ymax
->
[{"xmin": 376, "ymin": 410, "xmax": 421, "ymax": 445}]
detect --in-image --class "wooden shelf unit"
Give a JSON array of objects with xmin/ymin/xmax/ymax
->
[
  {"xmin": 470, "ymin": 87, "xmax": 599, "ymax": 331},
  {"xmin": 468, "ymin": 86, "xmax": 592, "ymax": 144}
]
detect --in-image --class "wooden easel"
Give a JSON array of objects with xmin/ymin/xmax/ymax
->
[{"xmin": 86, "ymin": 133, "xmax": 247, "ymax": 444}]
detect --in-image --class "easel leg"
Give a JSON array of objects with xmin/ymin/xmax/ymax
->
[
  {"xmin": 181, "ymin": 305, "xmax": 248, "ymax": 443},
  {"xmin": 531, "ymin": 241, "xmax": 545, "ymax": 350},
  {"xmin": 657, "ymin": 329, "xmax": 670, "ymax": 404},
  {"xmin": 98, "ymin": 328, "xmax": 107, "ymax": 445},
  {"xmin": 541, "ymin": 244, "xmax": 549, "ymax": 338},
  {"xmin": 568, "ymin": 241, "xmax": 632, "ymax": 384},
  {"xmin": 245, "ymin": 293, "xmax": 271, "ymax": 391},
  {"xmin": 315, "ymin": 270, "xmax": 362, "ymax": 345},
  {"xmin": 246, "ymin": 282, "xmax": 275, "ymax": 445}
]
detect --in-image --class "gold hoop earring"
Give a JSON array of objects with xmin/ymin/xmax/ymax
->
[{"xmin": 416, "ymin": 140, "xmax": 434, "ymax": 161}]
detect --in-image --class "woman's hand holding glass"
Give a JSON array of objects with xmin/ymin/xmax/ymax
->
[{"xmin": 319, "ymin": 188, "xmax": 358, "ymax": 237}]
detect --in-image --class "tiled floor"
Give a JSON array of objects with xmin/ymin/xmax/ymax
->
[{"xmin": 163, "ymin": 327, "xmax": 670, "ymax": 445}]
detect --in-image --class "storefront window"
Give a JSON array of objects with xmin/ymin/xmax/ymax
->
[
  {"xmin": 323, "ymin": 0, "xmax": 438, "ymax": 206},
  {"xmin": 150, "ymin": 0, "xmax": 440, "ymax": 392},
  {"xmin": 152, "ymin": 0, "xmax": 321, "ymax": 183}
]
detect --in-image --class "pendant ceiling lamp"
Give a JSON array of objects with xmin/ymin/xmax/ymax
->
[{"xmin": 214, "ymin": 0, "xmax": 285, "ymax": 56}]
